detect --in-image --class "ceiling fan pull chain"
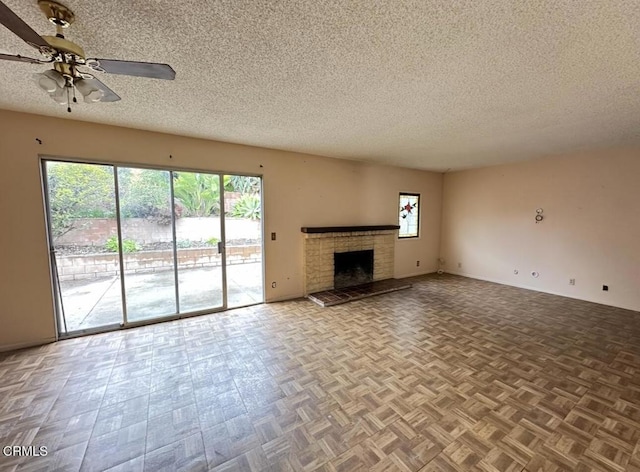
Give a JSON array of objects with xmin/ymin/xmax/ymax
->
[
  {"xmin": 72, "ymin": 85, "xmax": 77, "ymax": 103},
  {"xmin": 66, "ymin": 85, "xmax": 71, "ymax": 113}
]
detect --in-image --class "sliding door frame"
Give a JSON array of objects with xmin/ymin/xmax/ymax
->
[
  {"xmin": 169, "ymin": 174, "xmax": 181, "ymax": 315},
  {"xmin": 40, "ymin": 155, "xmax": 264, "ymax": 340},
  {"xmin": 218, "ymin": 174, "xmax": 229, "ymax": 310},
  {"xmin": 113, "ymin": 168, "xmax": 129, "ymax": 326},
  {"xmin": 41, "ymin": 161, "xmax": 64, "ymax": 338}
]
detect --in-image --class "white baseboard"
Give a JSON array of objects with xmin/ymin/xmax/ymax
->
[
  {"xmin": 266, "ymin": 294, "xmax": 304, "ymax": 303},
  {"xmin": 395, "ymin": 269, "xmax": 437, "ymax": 279},
  {"xmin": 0, "ymin": 337, "xmax": 56, "ymax": 353},
  {"xmin": 444, "ymin": 271, "xmax": 638, "ymax": 312}
]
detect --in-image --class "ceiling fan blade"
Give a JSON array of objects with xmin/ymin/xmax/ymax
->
[
  {"xmin": 84, "ymin": 77, "xmax": 120, "ymax": 102},
  {"xmin": 0, "ymin": 52, "xmax": 45, "ymax": 64},
  {"xmin": 80, "ymin": 77, "xmax": 121, "ymax": 102},
  {"xmin": 86, "ymin": 59, "xmax": 175, "ymax": 80},
  {"xmin": 0, "ymin": 1, "xmax": 50, "ymax": 50}
]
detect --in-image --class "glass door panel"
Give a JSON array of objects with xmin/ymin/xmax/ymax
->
[
  {"xmin": 44, "ymin": 160, "xmax": 124, "ymax": 334},
  {"xmin": 223, "ymin": 175, "xmax": 264, "ymax": 308},
  {"xmin": 173, "ymin": 171, "xmax": 224, "ymax": 312},
  {"xmin": 117, "ymin": 167, "xmax": 177, "ymax": 322}
]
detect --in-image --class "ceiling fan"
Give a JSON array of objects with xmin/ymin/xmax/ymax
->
[{"xmin": 0, "ymin": 0, "xmax": 175, "ymax": 112}]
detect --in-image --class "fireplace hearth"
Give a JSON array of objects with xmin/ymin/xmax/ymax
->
[{"xmin": 334, "ymin": 250, "xmax": 374, "ymax": 289}]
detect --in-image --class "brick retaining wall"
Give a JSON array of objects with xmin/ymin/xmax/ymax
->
[{"xmin": 57, "ymin": 246, "xmax": 262, "ymax": 281}]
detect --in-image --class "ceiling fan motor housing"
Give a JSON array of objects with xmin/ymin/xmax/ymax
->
[
  {"xmin": 41, "ymin": 35, "xmax": 85, "ymax": 79},
  {"xmin": 43, "ymin": 35, "xmax": 84, "ymax": 58}
]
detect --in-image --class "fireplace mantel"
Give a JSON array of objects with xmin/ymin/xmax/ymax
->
[{"xmin": 301, "ymin": 225, "xmax": 399, "ymax": 234}]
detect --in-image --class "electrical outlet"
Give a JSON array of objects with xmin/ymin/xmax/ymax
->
[
  {"xmin": 569, "ymin": 278, "xmax": 575, "ymax": 285},
  {"xmin": 457, "ymin": 262, "xmax": 462, "ymax": 269},
  {"xmin": 602, "ymin": 284, "xmax": 608, "ymax": 291},
  {"xmin": 416, "ymin": 260, "xmax": 420, "ymax": 267}
]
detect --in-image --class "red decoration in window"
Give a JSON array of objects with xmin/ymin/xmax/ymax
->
[{"xmin": 400, "ymin": 201, "xmax": 417, "ymax": 219}]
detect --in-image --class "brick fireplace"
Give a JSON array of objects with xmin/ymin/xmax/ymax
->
[{"xmin": 301, "ymin": 225, "xmax": 399, "ymax": 295}]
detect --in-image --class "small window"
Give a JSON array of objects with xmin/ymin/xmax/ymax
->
[{"xmin": 399, "ymin": 193, "xmax": 420, "ymax": 238}]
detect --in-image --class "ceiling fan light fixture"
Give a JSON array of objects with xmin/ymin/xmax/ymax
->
[
  {"xmin": 75, "ymin": 78, "xmax": 103, "ymax": 103},
  {"xmin": 35, "ymin": 69, "xmax": 64, "ymax": 93},
  {"xmin": 83, "ymin": 89, "xmax": 103, "ymax": 103},
  {"xmin": 37, "ymin": 75, "xmax": 57, "ymax": 93},
  {"xmin": 50, "ymin": 84, "xmax": 67, "ymax": 105}
]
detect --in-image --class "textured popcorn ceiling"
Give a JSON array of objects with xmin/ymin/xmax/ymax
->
[{"xmin": 0, "ymin": 1, "xmax": 639, "ymax": 171}]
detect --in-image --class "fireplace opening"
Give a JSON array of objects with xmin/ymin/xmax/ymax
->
[{"xmin": 334, "ymin": 250, "xmax": 374, "ymax": 289}]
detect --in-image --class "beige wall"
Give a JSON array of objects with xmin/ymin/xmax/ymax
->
[
  {"xmin": 0, "ymin": 110, "xmax": 442, "ymax": 351},
  {"xmin": 441, "ymin": 148, "xmax": 640, "ymax": 312}
]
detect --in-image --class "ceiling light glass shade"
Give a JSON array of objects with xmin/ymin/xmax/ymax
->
[
  {"xmin": 50, "ymin": 85, "xmax": 67, "ymax": 105},
  {"xmin": 38, "ymin": 75, "xmax": 57, "ymax": 93},
  {"xmin": 75, "ymin": 79, "xmax": 104, "ymax": 103},
  {"xmin": 36, "ymin": 70, "xmax": 65, "ymax": 93},
  {"xmin": 83, "ymin": 89, "xmax": 103, "ymax": 103}
]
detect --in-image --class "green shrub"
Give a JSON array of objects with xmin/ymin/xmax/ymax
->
[
  {"xmin": 118, "ymin": 168, "xmax": 172, "ymax": 223},
  {"xmin": 226, "ymin": 175, "xmax": 260, "ymax": 194},
  {"xmin": 47, "ymin": 162, "xmax": 115, "ymax": 237},
  {"xmin": 176, "ymin": 239, "xmax": 192, "ymax": 249},
  {"xmin": 172, "ymin": 172, "xmax": 220, "ymax": 217},
  {"xmin": 105, "ymin": 235, "xmax": 139, "ymax": 253},
  {"xmin": 206, "ymin": 237, "xmax": 220, "ymax": 246},
  {"xmin": 231, "ymin": 194, "xmax": 261, "ymax": 220}
]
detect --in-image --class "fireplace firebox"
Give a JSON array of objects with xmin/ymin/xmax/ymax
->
[{"xmin": 334, "ymin": 250, "xmax": 374, "ymax": 289}]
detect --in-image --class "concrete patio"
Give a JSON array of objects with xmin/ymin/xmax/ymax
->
[{"xmin": 58, "ymin": 262, "xmax": 263, "ymax": 332}]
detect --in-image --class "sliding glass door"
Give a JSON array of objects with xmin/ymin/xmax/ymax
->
[
  {"xmin": 224, "ymin": 175, "xmax": 263, "ymax": 308},
  {"xmin": 43, "ymin": 159, "xmax": 263, "ymax": 337},
  {"xmin": 44, "ymin": 161, "xmax": 124, "ymax": 333},
  {"xmin": 117, "ymin": 168, "xmax": 178, "ymax": 322},
  {"xmin": 173, "ymin": 171, "xmax": 224, "ymax": 313}
]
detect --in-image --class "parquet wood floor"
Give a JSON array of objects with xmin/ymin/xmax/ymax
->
[{"xmin": 1, "ymin": 274, "xmax": 639, "ymax": 471}]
